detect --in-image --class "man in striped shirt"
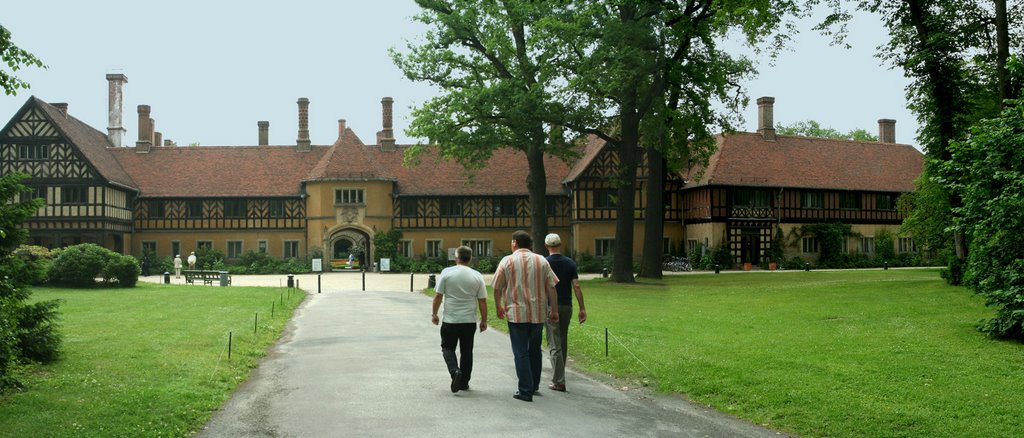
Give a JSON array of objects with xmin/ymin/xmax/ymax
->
[{"xmin": 492, "ymin": 230, "xmax": 560, "ymax": 402}]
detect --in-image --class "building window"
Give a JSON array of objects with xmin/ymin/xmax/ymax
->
[
  {"xmin": 197, "ymin": 240, "xmax": 213, "ymax": 250},
  {"xmin": 227, "ymin": 241, "xmax": 243, "ymax": 259},
  {"xmin": 335, "ymin": 188, "xmax": 365, "ymax": 205},
  {"xmin": 859, "ymin": 237, "xmax": 875, "ymax": 254},
  {"xmin": 663, "ymin": 238, "xmax": 672, "ymax": 255},
  {"xmin": 802, "ymin": 237, "xmax": 820, "ymax": 253},
  {"xmin": 21, "ymin": 185, "xmax": 45, "ymax": 203},
  {"xmin": 258, "ymin": 240, "xmax": 268, "ymax": 253},
  {"xmin": 284, "ymin": 241, "xmax": 300, "ymax": 259},
  {"xmin": 493, "ymin": 198, "xmax": 516, "ymax": 217},
  {"xmin": 224, "ymin": 200, "xmax": 246, "ymax": 218},
  {"xmin": 898, "ymin": 237, "xmax": 916, "ymax": 253},
  {"xmin": 187, "ymin": 201, "xmax": 203, "ymax": 218},
  {"xmin": 148, "ymin": 200, "xmax": 164, "ymax": 218},
  {"xmin": 595, "ymin": 239, "xmax": 615, "ymax": 257},
  {"xmin": 461, "ymin": 239, "xmax": 492, "ymax": 257},
  {"xmin": 400, "ymin": 199, "xmax": 418, "ymax": 216},
  {"xmin": 426, "ymin": 240, "xmax": 442, "ymax": 258},
  {"xmin": 141, "ymin": 241, "xmax": 157, "ymax": 256},
  {"xmin": 269, "ymin": 200, "xmax": 285, "ymax": 218},
  {"xmin": 687, "ymin": 239, "xmax": 699, "ymax": 254},
  {"xmin": 841, "ymin": 238, "xmax": 849, "ymax": 254},
  {"xmin": 802, "ymin": 191, "xmax": 824, "ymax": 209},
  {"xmin": 876, "ymin": 193, "xmax": 896, "ymax": 211},
  {"xmin": 397, "ymin": 240, "xmax": 412, "ymax": 258},
  {"xmin": 441, "ymin": 198, "xmax": 463, "ymax": 216},
  {"xmin": 840, "ymin": 193, "xmax": 861, "ymax": 209},
  {"xmin": 171, "ymin": 241, "xmax": 181, "ymax": 258},
  {"xmin": 546, "ymin": 197, "xmax": 560, "ymax": 216},
  {"xmin": 61, "ymin": 186, "xmax": 87, "ymax": 204},
  {"xmin": 733, "ymin": 189, "xmax": 771, "ymax": 207},
  {"xmin": 594, "ymin": 189, "xmax": 615, "ymax": 209},
  {"xmin": 18, "ymin": 144, "xmax": 48, "ymax": 160}
]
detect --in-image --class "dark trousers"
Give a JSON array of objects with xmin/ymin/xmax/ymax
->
[
  {"xmin": 507, "ymin": 322, "xmax": 544, "ymax": 396},
  {"xmin": 440, "ymin": 322, "xmax": 477, "ymax": 384}
]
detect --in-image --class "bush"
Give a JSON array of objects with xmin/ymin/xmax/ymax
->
[
  {"xmin": 195, "ymin": 247, "xmax": 225, "ymax": 270},
  {"xmin": 49, "ymin": 243, "xmax": 116, "ymax": 287},
  {"xmin": 875, "ymin": 229, "xmax": 896, "ymax": 264},
  {"xmin": 782, "ymin": 256, "xmax": 808, "ymax": 270},
  {"xmin": 12, "ymin": 245, "xmax": 53, "ymax": 285},
  {"xmin": 15, "ymin": 299, "xmax": 62, "ymax": 362},
  {"xmin": 103, "ymin": 255, "xmax": 141, "ymax": 287},
  {"xmin": 687, "ymin": 245, "xmax": 703, "ymax": 269},
  {"xmin": 709, "ymin": 243, "xmax": 734, "ymax": 270},
  {"xmin": 240, "ymin": 250, "xmax": 281, "ymax": 274}
]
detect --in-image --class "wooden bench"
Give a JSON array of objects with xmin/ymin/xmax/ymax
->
[{"xmin": 183, "ymin": 270, "xmax": 231, "ymax": 286}]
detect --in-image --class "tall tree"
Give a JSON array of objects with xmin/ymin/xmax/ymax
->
[
  {"xmin": 551, "ymin": 0, "xmax": 805, "ymax": 282},
  {"xmin": 391, "ymin": 0, "xmax": 575, "ymax": 253},
  {"xmin": 776, "ymin": 120, "xmax": 879, "ymax": 141},
  {"xmin": 0, "ymin": 25, "xmax": 46, "ymax": 96}
]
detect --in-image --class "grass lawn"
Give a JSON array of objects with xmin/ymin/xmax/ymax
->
[
  {"xmin": 562, "ymin": 269, "xmax": 1023, "ymax": 437},
  {"xmin": 0, "ymin": 282, "xmax": 304, "ymax": 437}
]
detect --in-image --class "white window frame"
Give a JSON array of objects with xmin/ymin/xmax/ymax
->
[
  {"xmin": 802, "ymin": 237, "xmax": 820, "ymax": 254},
  {"xmin": 227, "ymin": 241, "xmax": 243, "ymax": 259},
  {"xmin": 426, "ymin": 239, "xmax": 442, "ymax": 258},
  {"xmin": 283, "ymin": 240, "xmax": 300, "ymax": 259},
  {"xmin": 898, "ymin": 237, "xmax": 917, "ymax": 253},
  {"xmin": 859, "ymin": 237, "xmax": 875, "ymax": 254},
  {"xmin": 595, "ymin": 238, "xmax": 615, "ymax": 257},
  {"xmin": 397, "ymin": 240, "xmax": 413, "ymax": 258},
  {"xmin": 196, "ymin": 240, "xmax": 213, "ymax": 250},
  {"xmin": 141, "ymin": 241, "xmax": 157, "ymax": 255},
  {"xmin": 461, "ymin": 239, "xmax": 492, "ymax": 257},
  {"xmin": 334, "ymin": 188, "xmax": 365, "ymax": 205},
  {"xmin": 171, "ymin": 241, "xmax": 181, "ymax": 258},
  {"xmin": 258, "ymin": 240, "xmax": 268, "ymax": 253}
]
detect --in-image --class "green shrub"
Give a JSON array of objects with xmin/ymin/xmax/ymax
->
[
  {"xmin": 709, "ymin": 243, "xmax": 734, "ymax": 270},
  {"xmin": 687, "ymin": 245, "xmax": 704, "ymax": 269},
  {"xmin": 15, "ymin": 299, "xmax": 62, "ymax": 362},
  {"xmin": 49, "ymin": 243, "xmax": 116, "ymax": 287},
  {"xmin": 195, "ymin": 247, "xmax": 225, "ymax": 270},
  {"xmin": 875, "ymin": 229, "xmax": 896, "ymax": 264},
  {"xmin": 782, "ymin": 256, "xmax": 808, "ymax": 270},
  {"xmin": 12, "ymin": 245, "xmax": 53, "ymax": 285},
  {"xmin": 103, "ymin": 255, "xmax": 141, "ymax": 287},
  {"xmin": 240, "ymin": 250, "xmax": 280, "ymax": 274}
]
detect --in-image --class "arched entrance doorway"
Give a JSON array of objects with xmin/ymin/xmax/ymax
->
[{"xmin": 329, "ymin": 228, "xmax": 371, "ymax": 270}]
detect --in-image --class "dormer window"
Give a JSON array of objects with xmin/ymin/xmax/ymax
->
[
  {"xmin": 335, "ymin": 188, "xmax": 365, "ymax": 205},
  {"xmin": 18, "ymin": 144, "xmax": 49, "ymax": 160}
]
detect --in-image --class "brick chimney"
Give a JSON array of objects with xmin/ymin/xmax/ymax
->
[
  {"xmin": 164, "ymin": 139, "xmax": 175, "ymax": 146},
  {"xmin": 878, "ymin": 119, "xmax": 896, "ymax": 144},
  {"xmin": 52, "ymin": 103, "xmax": 69, "ymax": 118},
  {"xmin": 380, "ymin": 97, "xmax": 396, "ymax": 151},
  {"xmin": 106, "ymin": 73, "xmax": 128, "ymax": 147},
  {"xmin": 337, "ymin": 119, "xmax": 346, "ymax": 143},
  {"xmin": 296, "ymin": 98, "xmax": 311, "ymax": 152},
  {"xmin": 154, "ymin": 131, "xmax": 163, "ymax": 148},
  {"xmin": 757, "ymin": 96, "xmax": 776, "ymax": 141},
  {"xmin": 136, "ymin": 105, "xmax": 152, "ymax": 153},
  {"xmin": 258, "ymin": 121, "xmax": 269, "ymax": 146}
]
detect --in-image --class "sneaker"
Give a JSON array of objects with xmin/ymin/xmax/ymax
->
[
  {"xmin": 512, "ymin": 391, "xmax": 533, "ymax": 402},
  {"xmin": 451, "ymin": 370, "xmax": 463, "ymax": 393},
  {"xmin": 548, "ymin": 383, "xmax": 566, "ymax": 392}
]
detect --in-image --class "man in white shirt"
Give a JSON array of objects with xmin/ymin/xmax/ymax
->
[{"xmin": 431, "ymin": 246, "xmax": 488, "ymax": 393}]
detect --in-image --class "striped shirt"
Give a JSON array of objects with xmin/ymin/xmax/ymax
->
[{"xmin": 492, "ymin": 249, "xmax": 558, "ymax": 323}]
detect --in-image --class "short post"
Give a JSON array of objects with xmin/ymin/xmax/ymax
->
[
  {"xmin": 318, "ymin": 274, "xmax": 322, "ymax": 294},
  {"xmin": 296, "ymin": 279, "xmax": 300, "ymax": 289},
  {"xmin": 254, "ymin": 312, "xmax": 258, "ymax": 334},
  {"xmin": 272, "ymin": 301, "xmax": 275, "ymax": 318},
  {"xmin": 163, "ymin": 272, "xmax": 170, "ymax": 284},
  {"xmin": 605, "ymin": 328, "xmax": 609, "ymax": 357},
  {"xmin": 410, "ymin": 272, "xmax": 414, "ymax": 292},
  {"xmin": 362, "ymin": 269, "xmax": 366, "ymax": 291},
  {"xmin": 228, "ymin": 331, "xmax": 233, "ymax": 359},
  {"xmin": 714, "ymin": 264, "xmax": 720, "ymax": 274}
]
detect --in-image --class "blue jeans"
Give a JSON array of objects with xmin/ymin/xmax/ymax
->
[{"xmin": 508, "ymin": 322, "xmax": 544, "ymax": 396}]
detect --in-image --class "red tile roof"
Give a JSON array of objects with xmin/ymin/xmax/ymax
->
[
  {"xmin": 110, "ymin": 145, "xmax": 328, "ymax": 197},
  {"xmin": 684, "ymin": 132, "xmax": 924, "ymax": 192}
]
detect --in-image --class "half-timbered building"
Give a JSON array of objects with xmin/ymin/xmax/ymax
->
[{"xmin": 0, "ymin": 75, "xmax": 923, "ymax": 268}]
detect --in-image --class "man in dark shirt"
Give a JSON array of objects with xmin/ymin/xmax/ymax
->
[{"xmin": 543, "ymin": 233, "xmax": 587, "ymax": 392}]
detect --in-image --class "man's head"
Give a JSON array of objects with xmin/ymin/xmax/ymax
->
[
  {"xmin": 455, "ymin": 245, "xmax": 472, "ymax": 265},
  {"xmin": 544, "ymin": 233, "xmax": 561, "ymax": 248},
  {"xmin": 511, "ymin": 230, "xmax": 532, "ymax": 250}
]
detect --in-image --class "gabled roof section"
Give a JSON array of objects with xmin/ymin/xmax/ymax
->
[
  {"xmin": 306, "ymin": 129, "xmax": 388, "ymax": 181},
  {"xmin": 3, "ymin": 97, "xmax": 138, "ymax": 190},
  {"xmin": 683, "ymin": 132, "xmax": 924, "ymax": 192},
  {"xmin": 563, "ymin": 135, "xmax": 606, "ymax": 183},
  {"xmin": 366, "ymin": 145, "xmax": 572, "ymax": 196},
  {"xmin": 109, "ymin": 145, "xmax": 328, "ymax": 197}
]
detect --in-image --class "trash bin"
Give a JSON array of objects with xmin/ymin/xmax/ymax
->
[
  {"xmin": 219, "ymin": 271, "xmax": 229, "ymax": 287},
  {"xmin": 428, "ymin": 274, "xmax": 436, "ymax": 289},
  {"xmin": 163, "ymin": 272, "xmax": 170, "ymax": 284},
  {"xmin": 287, "ymin": 274, "xmax": 294, "ymax": 288}
]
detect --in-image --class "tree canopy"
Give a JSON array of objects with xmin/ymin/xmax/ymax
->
[
  {"xmin": 776, "ymin": 120, "xmax": 878, "ymax": 141},
  {"xmin": 0, "ymin": 25, "xmax": 46, "ymax": 96}
]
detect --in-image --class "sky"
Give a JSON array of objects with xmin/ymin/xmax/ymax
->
[{"xmin": 1, "ymin": 1, "xmax": 919, "ymax": 148}]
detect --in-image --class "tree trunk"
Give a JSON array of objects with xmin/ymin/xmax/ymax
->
[
  {"xmin": 995, "ymin": 0, "xmax": 1010, "ymax": 108},
  {"xmin": 611, "ymin": 111, "xmax": 640, "ymax": 283},
  {"xmin": 638, "ymin": 146, "xmax": 664, "ymax": 278},
  {"xmin": 526, "ymin": 129, "xmax": 549, "ymax": 255}
]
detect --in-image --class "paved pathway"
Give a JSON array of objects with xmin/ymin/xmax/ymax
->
[{"xmin": 141, "ymin": 273, "xmax": 787, "ymax": 437}]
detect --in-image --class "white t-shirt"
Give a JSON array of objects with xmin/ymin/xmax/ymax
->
[{"xmin": 436, "ymin": 265, "xmax": 487, "ymax": 324}]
